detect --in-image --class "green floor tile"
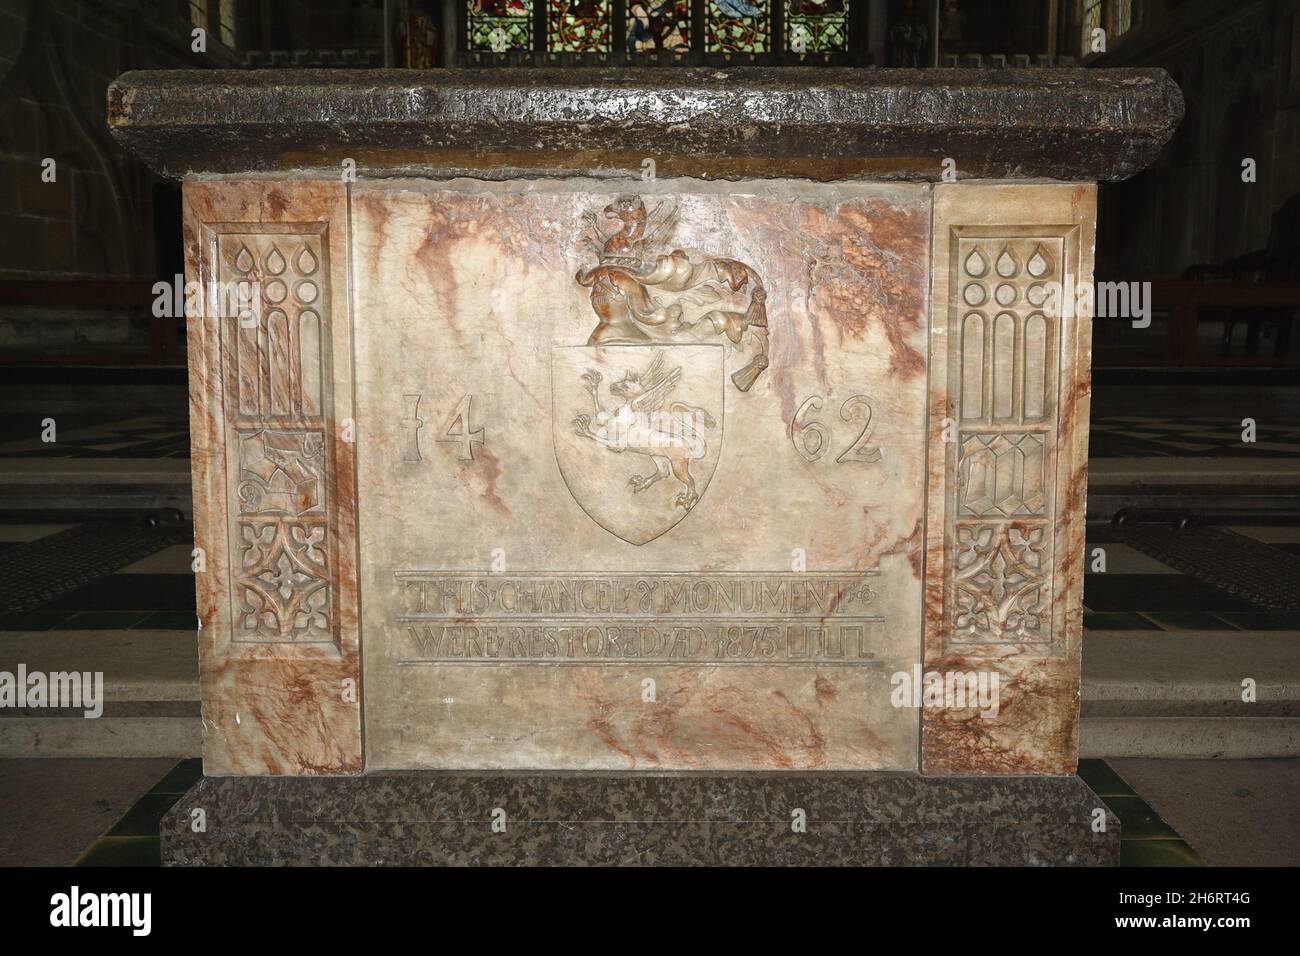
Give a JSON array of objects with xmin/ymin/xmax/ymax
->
[
  {"xmin": 1121, "ymin": 839, "xmax": 1206, "ymax": 867},
  {"xmin": 1104, "ymin": 796, "xmax": 1181, "ymax": 840},
  {"xmin": 75, "ymin": 836, "xmax": 161, "ymax": 867},
  {"xmin": 106, "ymin": 793, "xmax": 184, "ymax": 838},
  {"xmin": 1077, "ymin": 760, "xmax": 1137, "ymax": 798},
  {"xmin": 150, "ymin": 758, "xmax": 203, "ymax": 795}
]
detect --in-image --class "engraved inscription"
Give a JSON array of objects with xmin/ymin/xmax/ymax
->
[
  {"xmin": 792, "ymin": 396, "xmax": 829, "ymax": 461},
  {"xmin": 395, "ymin": 572, "xmax": 884, "ymax": 663},
  {"xmin": 836, "ymin": 395, "xmax": 883, "ymax": 464},
  {"xmin": 437, "ymin": 394, "xmax": 485, "ymax": 461},
  {"xmin": 793, "ymin": 394, "xmax": 882, "ymax": 464},
  {"xmin": 400, "ymin": 393, "xmax": 424, "ymax": 462}
]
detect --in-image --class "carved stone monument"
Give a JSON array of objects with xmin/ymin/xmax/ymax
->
[{"xmin": 109, "ymin": 68, "xmax": 1182, "ymax": 865}]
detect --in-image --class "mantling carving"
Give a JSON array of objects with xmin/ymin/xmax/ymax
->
[{"xmin": 576, "ymin": 195, "xmax": 771, "ymax": 392}]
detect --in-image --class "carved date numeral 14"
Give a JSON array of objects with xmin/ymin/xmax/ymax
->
[
  {"xmin": 792, "ymin": 394, "xmax": 882, "ymax": 464},
  {"xmin": 436, "ymin": 394, "xmax": 486, "ymax": 461}
]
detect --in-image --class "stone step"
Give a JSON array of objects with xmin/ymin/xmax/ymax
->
[
  {"xmin": 1080, "ymin": 629, "xmax": 1300, "ymax": 758},
  {"xmin": 0, "ymin": 630, "xmax": 199, "ymax": 758},
  {"xmin": 1087, "ymin": 460, "xmax": 1300, "ymax": 520},
  {"xmin": 0, "ymin": 460, "xmax": 192, "ymax": 514}
]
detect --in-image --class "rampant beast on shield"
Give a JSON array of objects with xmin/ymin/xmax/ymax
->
[
  {"xmin": 571, "ymin": 350, "xmax": 717, "ymax": 512},
  {"xmin": 552, "ymin": 195, "xmax": 769, "ymax": 546}
]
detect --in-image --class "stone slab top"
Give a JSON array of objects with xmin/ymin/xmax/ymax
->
[{"xmin": 107, "ymin": 67, "xmax": 1182, "ymax": 183}]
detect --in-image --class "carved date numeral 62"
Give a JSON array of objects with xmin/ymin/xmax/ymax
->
[{"xmin": 792, "ymin": 394, "xmax": 882, "ymax": 464}]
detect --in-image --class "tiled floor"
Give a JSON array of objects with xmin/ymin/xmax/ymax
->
[
  {"xmin": 1087, "ymin": 373, "xmax": 1300, "ymax": 462},
  {"xmin": 71, "ymin": 759, "xmax": 201, "ymax": 867},
  {"xmin": 0, "ymin": 521, "xmax": 197, "ymax": 632},
  {"xmin": 1082, "ymin": 523, "xmax": 1300, "ymax": 632},
  {"xmin": 1089, "ymin": 413, "xmax": 1300, "ymax": 459},
  {"xmin": 1078, "ymin": 759, "xmax": 1205, "ymax": 866},
  {"xmin": 0, "ymin": 412, "xmax": 190, "ymax": 460},
  {"xmin": 0, "ymin": 757, "xmax": 182, "ymax": 865}
]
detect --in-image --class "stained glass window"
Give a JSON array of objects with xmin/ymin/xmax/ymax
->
[
  {"xmin": 549, "ymin": 1, "xmax": 613, "ymax": 52},
  {"xmin": 626, "ymin": 1, "xmax": 691, "ymax": 54},
  {"xmin": 219, "ymin": 0, "xmax": 237, "ymax": 47},
  {"xmin": 464, "ymin": 0, "xmax": 866, "ymax": 60},
  {"xmin": 467, "ymin": 0, "xmax": 533, "ymax": 53},
  {"xmin": 1112, "ymin": 0, "xmax": 1133, "ymax": 36},
  {"xmin": 785, "ymin": 0, "xmax": 847, "ymax": 53},
  {"xmin": 1081, "ymin": 0, "xmax": 1102, "ymax": 55},
  {"xmin": 706, "ymin": 0, "xmax": 770, "ymax": 54}
]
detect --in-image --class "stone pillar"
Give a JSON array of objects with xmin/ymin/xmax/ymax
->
[
  {"xmin": 923, "ymin": 183, "xmax": 1096, "ymax": 775},
  {"xmin": 183, "ymin": 182, "xmax": 362, "ymax": 775}
]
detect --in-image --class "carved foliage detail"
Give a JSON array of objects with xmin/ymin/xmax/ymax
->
[
  {"xmin": 953, "ymin": 524, "xmax": 1048, "ymax": 642},
  {"xmin": 237, "ymin": 519, "xmax": 331, "ymax": 641}
]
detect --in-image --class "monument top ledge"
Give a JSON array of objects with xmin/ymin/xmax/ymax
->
[{"xmin": 108, "ymin": 67, "xmax": 1182, "ymax": 183}]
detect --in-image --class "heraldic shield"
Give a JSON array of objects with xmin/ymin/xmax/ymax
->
[{"xmin": 552, "ymin": 344, "xmax": 725, "ymax": 546}]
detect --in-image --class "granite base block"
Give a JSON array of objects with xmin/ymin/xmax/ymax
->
[{"xmin": 161, "ymin": 773, "xmax": 1119, "ymax": 866}]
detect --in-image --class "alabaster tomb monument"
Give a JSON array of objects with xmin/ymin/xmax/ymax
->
[{"xmin": 108, "ymin": 67, "xmax": 1182, "ymax": 865}]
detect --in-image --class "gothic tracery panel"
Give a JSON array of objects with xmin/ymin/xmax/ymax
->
[
  {"xmin": 218, "ymin": 232, "xmax": 339, "ymax": 646},
  {"xmin": 947, "ymin": 234, "xmax": 1066, "ymax": 645}
]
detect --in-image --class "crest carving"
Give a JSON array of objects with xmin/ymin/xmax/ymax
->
[
  {"xmin": 574, "ymin": 195, "xmax": 770, "ymax": 392},
  {"xmin": 553, "ymin": 193, "xmax": 769, "ymax": 545}
]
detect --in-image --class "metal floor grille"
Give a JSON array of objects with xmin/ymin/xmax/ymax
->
[
  {"xmin": 1121, "ymin": 525, "xmax": 1300, "ymax": 612},
  {"xmin": 0, "ymin": 522, "xmax": 191, "ymax": 613}
]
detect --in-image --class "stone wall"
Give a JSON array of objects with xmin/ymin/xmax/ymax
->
[
  {"xmin": 1093, "ymin": 0, "xmax": 1300, "ymax": 277},
  {"xmin": 0, "ymin": 0, "xmax": 233, "ymax": 281}
]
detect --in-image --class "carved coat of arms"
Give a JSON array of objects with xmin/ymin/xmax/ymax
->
[{"xmin": 552, "ymin": 195, "xmax": 769, "ymax": 545}]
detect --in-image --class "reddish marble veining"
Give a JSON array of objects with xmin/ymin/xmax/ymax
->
[
  {"xmin": 183, "ymin": 181, "xmax": 363, "ymax": 776},
  {"xmin": 920, "ymin": 184, "xmax": 1096, "ymax": 776},
  {"xmin": 349, "ymin": 182, "xmax": 929, "ymax": 771}
]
